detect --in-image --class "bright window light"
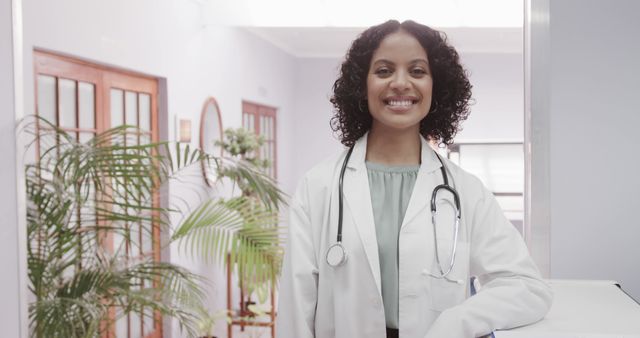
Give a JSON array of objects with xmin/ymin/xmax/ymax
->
[{"xmin": 206, "ymin": 0, "xmax": 522, "ymax": 28}]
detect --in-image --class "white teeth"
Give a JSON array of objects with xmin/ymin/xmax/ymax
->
[{"xmin": 388, "ymin": 100, "xmax": 413, "ymax": 107}]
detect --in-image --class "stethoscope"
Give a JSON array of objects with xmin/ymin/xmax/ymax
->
[{"xmin": 325, "ymin": 146, "xmax": 462, "ymax": 284}]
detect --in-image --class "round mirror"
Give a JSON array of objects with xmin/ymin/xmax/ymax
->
[{"xmin": 199, "ymin": 97, "xmax": 223, "ymax": 187}]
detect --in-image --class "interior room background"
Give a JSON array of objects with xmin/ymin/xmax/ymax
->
[{"xmin": 2, "ymin": 0, "xmax": 639, "ymax": 337}]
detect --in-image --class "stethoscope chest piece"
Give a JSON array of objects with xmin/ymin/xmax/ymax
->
[{"xmin": 326, "ymin": 242, "xmax": 348, "ymax": 267}]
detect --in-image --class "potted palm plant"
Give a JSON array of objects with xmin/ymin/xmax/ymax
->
[
  {"xmin": 172, "ymin": 127, "xmax": 285, "ymax": 317},
  {"xmin": 24, "ymin": 118, "xmax": 285, "ymax": 338}
]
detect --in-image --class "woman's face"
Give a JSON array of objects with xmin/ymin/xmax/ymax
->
[{"xmin": 366, "ymin": 29, "xmax": 433, "ymax": 134}]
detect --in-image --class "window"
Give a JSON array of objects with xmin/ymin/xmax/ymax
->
[
  {"xmin": 34, "ymin": 50, "xmax": 161, "ymax": 338},
  {"xmin": 242, "ymin": 101, "xmax": 277, "ymax": 178},
  {"xmin": 447, "ymin": 143, "xmax": 525, "ymax": 235}
]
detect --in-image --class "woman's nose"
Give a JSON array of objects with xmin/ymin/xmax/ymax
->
[{"xmin": 390, "ymin": 71, "xmax": 411, "ymax": 91}]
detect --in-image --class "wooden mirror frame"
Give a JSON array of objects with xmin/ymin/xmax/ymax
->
[{"xmin": 199, "ymin": 97, "xmax": 224, "ymax": 187}]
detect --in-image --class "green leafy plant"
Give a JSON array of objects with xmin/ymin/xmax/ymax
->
[
  {"xmin": 24, "ymin": 118, "xmax": 285, "ymax": 338},
  {"xmin": 175, "ymin": 127, "xmax": 285, "ymax": 306},
  {"xmin": 215, "ymin": 128, "xmax": 271, "ymax": 195},
  {"xmin": 215, "ymin": 128, "xmax": 268, "ymax": 164},
  {"xmin": 196, "ymin": 307, "xmax": 232, "ymax": 338},
  {"xmin": 218, "ymin": 127, "xmax": 282, "ymax": 296}
]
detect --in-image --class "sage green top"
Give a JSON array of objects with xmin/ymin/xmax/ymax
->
[{"xmin": 365, "ymin": 161, "xmax": 420, "ymax": 329}]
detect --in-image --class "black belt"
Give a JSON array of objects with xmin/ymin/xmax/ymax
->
[{"xmin": 386, "ymin": 328, "xmax": 399, "ymax": 338}]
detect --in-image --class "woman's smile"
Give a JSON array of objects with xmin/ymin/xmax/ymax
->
[{"xmin": 383, "ymin": 95, "xmax": 420, "ymax": 112}]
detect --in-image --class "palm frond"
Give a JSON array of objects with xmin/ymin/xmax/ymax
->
[
  {"xmin": 30, "ymin": 296, "xmax": 107, "ymax": 338},
  {"xmin": 213, "ymin": 157, "xmax": 286, "ymax": 210},
  {"xmin": 172, "ymin": 197, "xmax": 286, "ymax": 290}
]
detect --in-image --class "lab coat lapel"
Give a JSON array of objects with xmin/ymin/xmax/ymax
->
[
  {"xmin": 342, "ymin": 135, "xmax": 382, "ymax": 295},
  {"xmin": 401, "ymin": 137, "xmax": 442, "ymax": 230}
]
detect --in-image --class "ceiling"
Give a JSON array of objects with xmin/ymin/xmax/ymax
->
[
  {"xmin": 200, "ymin": 0, "xmax": 524, "ymax": 58},
  {"xmin": 204, "ymin": 0, "xmax": 523, "ymax": 27},
  {"xmin": 243, "ymin": 26, "xmax": 523, "ymax": 58}
]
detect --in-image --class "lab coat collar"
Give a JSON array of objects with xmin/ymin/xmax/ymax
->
[
  {"xmin": 347, "ymin": 132, "xmax": 442, "ymax": 174},
  {"xmin": 342, "ymin": 132, "xmax": 442, "ymax": 296}
]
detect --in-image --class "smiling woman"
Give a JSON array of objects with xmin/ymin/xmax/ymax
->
[
  {"xmin": 329, "ymin": 20, "xmax": 472, "ymax": 149},
  {"xmin": 276, "ymin": 19, "xmax": 552, "ymax": 338}
]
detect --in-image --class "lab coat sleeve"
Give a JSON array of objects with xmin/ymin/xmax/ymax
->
[
  {"xmin": 276, "ymin": 178, "xmax": 318, "ymax": 338},
  {"xmin": 425, "ymin": 185, "xmax": 553, "ymax": 338}
]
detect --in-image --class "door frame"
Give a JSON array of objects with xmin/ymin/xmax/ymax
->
[{"xmin": 524, "ymin": 0, "xmax": 551, "ymax": 278}]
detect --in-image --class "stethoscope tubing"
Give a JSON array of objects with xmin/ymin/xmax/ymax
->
[
  {"xmin": 328, "ymin": 145, "xmax": 461, "ymax": 283},
  {"xmin": 337, "ymin": 146, "xmax": 354, "ymax": 244}
]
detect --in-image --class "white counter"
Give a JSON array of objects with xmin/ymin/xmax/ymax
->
[{"xmin": 494, "ymin": 280, "xmax": 640, "ymax": 338}]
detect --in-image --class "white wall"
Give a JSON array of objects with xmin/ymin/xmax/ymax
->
[
  {"xmin": 530, "ymin": 0, "xmax": 640, "ymax": 300},
  {"xmin": 456, "ymin": 52, "xmax": 523, "ymax": 142},
  {"xmin": 0, "ymin": 0, "xmax": 27, "ymax": 336},
  {"xmin": 291, "ymin": 57, "xmax": 343, "ymax": 177},
  {"xmin": 22, "ymin": 1, "xmax": 296, "ymax": 337},
  {"xmin": 548, "ymin": 0, "xmax": 640, "ymax": 298}
]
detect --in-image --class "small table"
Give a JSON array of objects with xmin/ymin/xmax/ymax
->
[
  {"xmin": 495, "ymin": 280, "xmax": 640, "ymax": 338},
  {"xmin": 226, "ymin": 253, "xmax": 276, "ymax": 338}
]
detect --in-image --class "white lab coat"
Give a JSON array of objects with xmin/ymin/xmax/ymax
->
[{"xmin": 277, "ymin": 134, "xmax": 553, "ymax": 338}]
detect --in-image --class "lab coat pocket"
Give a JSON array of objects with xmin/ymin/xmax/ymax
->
[{"xmin": 425, "ymin": 240, "xmax": 470, "ymax": 311}]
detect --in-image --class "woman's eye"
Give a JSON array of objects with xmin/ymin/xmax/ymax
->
[
  {"xmin": 375, "ymin": 68, "xmax": 392, "ymax": 76},
  {"xmin": 411, "ymin": 68, "xmax": 428, "ymax": 76}
]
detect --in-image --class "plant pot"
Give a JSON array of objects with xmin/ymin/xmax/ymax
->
[{"xmin": 241, "ymin": 300, "xmax": 257, "ymax": 318}]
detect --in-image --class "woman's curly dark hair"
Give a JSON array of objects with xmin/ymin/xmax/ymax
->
[{"xmin": 330, "ymin": 20, "xmax": 473, "ymax": 147}]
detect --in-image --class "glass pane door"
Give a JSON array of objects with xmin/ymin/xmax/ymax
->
[{"xmin": 109, "ymin": 86, "xmax": 157, "ymax": 338}]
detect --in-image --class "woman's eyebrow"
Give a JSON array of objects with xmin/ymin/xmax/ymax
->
[
  {"xmin": 409, "ymin": 59, "xmax": 430, "ymax": 66},
  {"xmin": 371, "ymin": 59, "xmax": 394, "ymax": 66},
  {"xmin": 371, "ymin": 58, "xmax": 429, "ymax": 66}
]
